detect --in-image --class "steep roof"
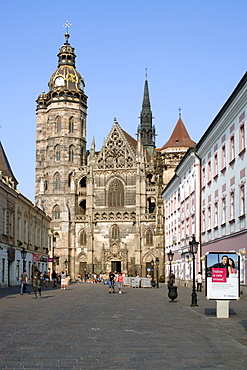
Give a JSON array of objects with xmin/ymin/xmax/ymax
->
[
  {"xmin": 0, "ymin": 142, "xmax": 18, "ymax": 187},
  {"xmin": 160, "ymin": 117, "xmax": 195, "ymax": 149}
]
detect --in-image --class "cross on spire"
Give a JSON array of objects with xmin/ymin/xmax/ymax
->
[
  {"xmin": 63, "ymin": 21, "xmax": 72, "ymax": 43},
  {"xmin": 178, "ymin": 107, "xmax": 182, "ymax": 118}
]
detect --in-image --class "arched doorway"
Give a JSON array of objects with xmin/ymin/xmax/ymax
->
[{"xmin": 111, "ymin": 261, "xmax": 121, "ymax": 273}]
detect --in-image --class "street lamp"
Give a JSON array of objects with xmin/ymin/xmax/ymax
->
[
  {"xmin": 20, "ymin": 247, "xmax": 27, "ymax": 272},
  {"xmin": 189, "ymin": 235, "xmax": 199, "ymax": 307},
  {"xmin": 155, "ymin": 257, "xmax": 159, "ymax": 288},
  {"xmin": 167, "ymin": 249, "xmax": 174, "ymax": 285}
]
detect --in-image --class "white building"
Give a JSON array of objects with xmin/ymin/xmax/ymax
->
[{"xmin": 197, "ymin": 72, "xmax": 247, "ymax": 284}]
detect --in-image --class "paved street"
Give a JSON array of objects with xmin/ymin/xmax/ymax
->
[{"xmin": 0, "ymin": 282, "xmax": 247, "ymax": 369}]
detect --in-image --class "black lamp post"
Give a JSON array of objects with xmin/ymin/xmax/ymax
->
[
  {"xmin": 151, "ymin": 260, "xmax": 155, "ymax": 287},
  {"xmin": 167, "ymin": 249, "xmax": 174, "ymax": 285},
  {"xmin": 189, "ymin": 235, "xmax": 199, "ymax": 307},
  {"xmin": 155, "ymin": 257, "xmax": 159, "ymax": 288},
  {"xmin": 20, "ymin": 247, "xmax": 27, "ymax": 272}
]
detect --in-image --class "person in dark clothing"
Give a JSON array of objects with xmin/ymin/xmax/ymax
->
[{"xmin": 108, "ymin": 272, "xmax": 115, "ymax": 293}]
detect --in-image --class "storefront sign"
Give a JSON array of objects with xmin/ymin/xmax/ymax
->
[
  {"xmin": 205, "ymin": 252, "xmax": 240, "ymax": 300},
  {"xmin": 33, "ymin": 253, "xmax": 41, "ymax": 262}
]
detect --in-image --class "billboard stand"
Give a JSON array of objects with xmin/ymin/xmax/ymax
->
[{"xmin": 216, "ymin": 300, "xmax": 230, "ymax": 318}]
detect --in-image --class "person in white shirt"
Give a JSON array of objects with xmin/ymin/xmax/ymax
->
[{"xmin": 196, "ymin": 272, "xmax": 202, "ymax": 292}]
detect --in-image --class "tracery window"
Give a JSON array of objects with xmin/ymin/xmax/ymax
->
[
  {"xmin": 54, "ymin": 173, "xmax": 60, "ymax": 190},
  {"xmin": 145, "ymin": 228, "xmax": 153, "ymax": 245},
  {"xmin": 110, "ymin": 224, "xmax": 120, "ymax": 241},
  {"xmin": 69, "ymin": 145, "xmax": 74, "ymax": 162},
  {"xmin": 56, "ymin": 116, "xmax": 61, "ymax": 133},
  {"xmin": 69, "ymin": 117, "xmax": 74, "ymax": 133},
  {"xmin": 79, "ymin": 230, "xmax": 87, "ymax": 245},
  {"xmin": 53, "ymin": 205, "xmax": 60, "ymax": 219},
  {"xmin": 108, "ymin": 179, "xmax": 124, "ymax": 207},
  {"xmin": 55, "ymin": 145, "xmax": 60, "ymax": 161}
]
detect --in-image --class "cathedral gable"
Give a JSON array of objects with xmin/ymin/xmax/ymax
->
[{"xmin": 96, "ymin": 121, "xmax": 137, "ymax": 170}]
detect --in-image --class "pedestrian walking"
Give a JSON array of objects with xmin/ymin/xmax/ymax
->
[
  {"xmin": 44, "ymin": 271, "xmax": 49, "ymax": 287},
  {"xmin": 108, "ymin": 271, "xmax": 115, "ymax": 293},
  {"xmin": 117, "ymin": 272, "xmax": 123, "ymax": 294},
  {"xmin": 20, "ymin": 269, "xmax": 30, "ymax": 295},
  {"xmin": 196, "ymin": 271, "xmax": 202, "ymax": 292},
  {"xmin": 32, "ymin": 265, "xmax": 42, "ymax": 298},
  {"xmin": 60, "ymin": 271, "xmax": 66, "ymax": 290},
  {"xmin": 52, "ymin": 270, "xmax": 57, "ymax": 287}
]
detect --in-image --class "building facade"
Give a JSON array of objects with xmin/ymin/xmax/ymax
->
[
  {"xmin": 162, "ymin": 72, "xmax": 247, "ymax": 284},
  {"xmin": 35, "ymin": 32, "xmax": 195, "ymax": 280},
  {"xmin": 0, "ymin": 143, "xmax": 51, "ymax": 287}
]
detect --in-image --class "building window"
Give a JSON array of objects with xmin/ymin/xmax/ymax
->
[
  {"xmin": 111, "ymin": 224, "xmax": 120, "ymax": 241},
  {"xmin": 208, "ymin": 161, "xmax": 211, "ymax": 183},
  {"xmin": 240, "ymin": 123, "xmax": 245, "ymax": 153},
  {"xmin": 202, "ymin": 209, "xmax": 205, "ymax": 232},
  {"xmin": 208, "ymin": 206, "xmax": 211, "ymax": 230},
  {"xmin": 17, "ymin": 217, "xmax": 21, "ymax": 241},
  {"xmin": 145, "ymin": 228, "xmax": 153, "ymax": 245},
  {"xmin": 9, "ymin": 213, "xmax": 13, "ymax": 237},
  {"xmin": 202, "ymin": 167, "xmax": 206, "ymax": 187},
  {"xmin": 108, "ymin": 179, "xmax": 124, "ymax": 207},
  {"xmin": 2, "ymin": 209, "xmax": 6, "ymax": 235},
  {"xmin": 24, "ymin": 220, "xmax": 27, "ymax": 243},
  {"xmin": 53, "ymin": 205, "xmax": 60, "ymax": 220},
  {"xmin": 240, "ymin": 184, "xmax": 245, "ymax": 216},
  {"xmin": 55, "ymin": 145, "xmax": 60, "ymax": 161},
  {"xmin": 214, "ymin": 153, "xmax": 218, "ymax": 177},
  {"xmin": 214, "ymin": 202, "xmax": 218, "ymax": 227},
  {"xmin": 69, "ymin": 117, "xmax": 74, "ymax": 133},
  {"xmin": 79, "ymin": 230, "xmax": 87, "ymax": 245},
  {"xmin": 221, "ymin": 145, "xmax": 226, "ymax": 170},
  {"xmin": 230, "ymin": 191, "xmax": 235, "ymax": 221},
  {"xmin": 55, "ymin": 173, "xmax": 60, "ymax": 190},
  {"xmin": 56, "ymin": 116, "xmax": 61, "ymax": 132},
  {"xmin": 222, "ymin": 197, "xmax": 226, "ymax": 225},
  {"xmin": 69, "ymin": 146, "xmax": 74, "ymax": 162},
  {"xmin": 230, "ymin": 135, "xmax": 235, "ymax": 162}
]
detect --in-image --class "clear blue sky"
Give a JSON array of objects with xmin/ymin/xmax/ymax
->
[{"xmin": 1, "ymin": 0, "xmax": 247, "ymax": 201}]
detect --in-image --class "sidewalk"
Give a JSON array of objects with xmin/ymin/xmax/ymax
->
[{"xmin": 0, "ymin": 282, "xmax": 247, "ymax": 369}]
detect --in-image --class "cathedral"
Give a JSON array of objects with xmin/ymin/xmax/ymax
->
[{"xmin": 35, "ymin": 31, "xmax": 195, "ymax": 280}]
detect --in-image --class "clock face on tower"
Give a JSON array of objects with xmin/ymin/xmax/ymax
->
[{"xmin": 54, "ymin": 76, "xmax": 64, "ymax": 86}]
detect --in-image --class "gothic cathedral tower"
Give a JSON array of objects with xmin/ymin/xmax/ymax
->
[{"xmin": 35, "ymin": 30, "xmax": 87, "ymax": 276}]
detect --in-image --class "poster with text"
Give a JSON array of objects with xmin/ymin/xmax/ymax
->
[{"xmin": 205, "ymin": 252, "xmax": 240, "ymax": 300}]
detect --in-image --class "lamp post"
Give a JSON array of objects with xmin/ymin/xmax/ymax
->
[
  {"xmin": 155, "ymin": 257, "xmax": 159, "ymax": 288},
  {"xmin": 167, "ymin": 249, "xmax": 174, "ymax": 285},
  {"xmin": 20, "ymin": 247, "xmax": 27, "ymax": 273},
  {"xmin": 189, "ymin": 235, "xmax": 199, "ymax": 307},
  {"xmin": 151, "ymin": 260, "xmax": 155, "ymax": 287}
]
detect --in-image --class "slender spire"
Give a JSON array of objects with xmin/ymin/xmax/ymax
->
[{"xmin": 137, "ymin": 71, "xmax": 155, "ymax": 156}]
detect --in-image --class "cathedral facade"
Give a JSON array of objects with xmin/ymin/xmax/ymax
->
[{"xmin": 35, "ymin": 32, "xmax": 194, "ymax": 280}]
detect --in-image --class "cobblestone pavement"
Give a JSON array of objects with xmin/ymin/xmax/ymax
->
[{"xmin": 0, "ymin": 282, "xmax": 247, "ymax": 369}]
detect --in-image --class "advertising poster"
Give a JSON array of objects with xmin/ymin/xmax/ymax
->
[{"xmin": 205, "ymin": 252, "xmax": 240, "ymax": 300}]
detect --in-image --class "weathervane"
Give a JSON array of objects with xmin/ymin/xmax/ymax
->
[{"xmin": 178, "ymin": 107, "xmax": 182, "ymax": 118}]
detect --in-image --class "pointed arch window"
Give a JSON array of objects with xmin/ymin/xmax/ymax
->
[
  {"xmin": 56, "ymin": 116, "xmax": 61, "ymax": 133},
  {"xmin": 69, "ymin": 117, "xmax": 74, "ymax": 133},
  {"xmin": 69, "ymin": 145, "xmax": 74, "ymax": 162},
  {"xmin": 79, "ymin": 200, "xmax": 86, "ymax": 215},
  {"xmin": 108, "ymin": 179, "xmax": 124, "ymax": 207},
  {"xmin": 145, "ymin": 228, "xmax": 153, "ymax": 245},
  {"xmin": 53, "ymin": 205, "xmax": 60, "ymax": 219},
  {"xmin": 110, "ymin": 224, "xmax": 120, "ymax": 241},
  {"xmin": 54, "ymin": 173, "xmax": 60, "ymax": 190},
  {"xmin": 55, "ymin": 145, "xmax": 60, "ymax": 161},
  {"xmin": 79, "ymin": 230, "xmax": 87, "ymax": 246}
]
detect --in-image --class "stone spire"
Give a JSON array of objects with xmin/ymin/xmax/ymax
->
[{"xmin": 137, "ymin": 72, "xmax": 155, "ymax": 156}]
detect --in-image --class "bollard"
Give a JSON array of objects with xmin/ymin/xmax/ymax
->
[{"xmin": 168, "ymin": 285, "xmax": 178, "ymax": 302}]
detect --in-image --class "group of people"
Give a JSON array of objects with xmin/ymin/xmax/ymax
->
[
  {"xmin": 108, "ymin": 272, "xmax": 124, "ymax": 294},
  {"xmin": 20, "ymin": 267, "xmax": 68, "ymax": 297}
]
